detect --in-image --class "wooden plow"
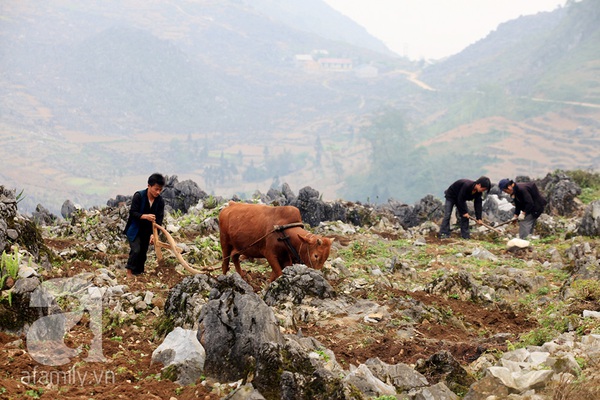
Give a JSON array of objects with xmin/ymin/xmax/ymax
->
[
  {"xmin": 152, "ymin": 223, "xmax": 217, "ymax": 275},
  {"xmin": 468, "ymin": 216, "xmax": 503, "ymax": 235},
  {"xmin": 469, "ymin": 216, "xmax": 515, "ymax": 240}
]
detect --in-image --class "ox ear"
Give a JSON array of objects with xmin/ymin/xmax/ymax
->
[
  {"xmin": 317, "ymin": 237, "xmax": 335, "ymax": 246},
  {"xmin": 298, "ymin": 234, "xmax": 310, "ymax": 243}
]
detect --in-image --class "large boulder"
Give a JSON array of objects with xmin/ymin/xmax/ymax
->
[
  {"xmin": 280, "ymin": 183, "xmax": 297, "ymax": 204},
  {"xmin": 0, "ymin": 186, "xmax": 18, "ymax": 254},
  {"xmin": 265, "ymin": 183, "xmax": 296, "ymax": 206},
  {"xmin": 197, "ymin": 273, "xmax": 359, "ymax": 399},
  {"xmin": 413, "ymin": 382, "xmax": 459, "ymax": 400},
  {"xmin": 343, "ymin": 364, "xmax": 396, "ymax": 397},
  {"xmin": 105, "ymin": 194, "xmax": 130, "ymax": 208},
  {"xmin": 578, "ymin": 200, "xmax": 600, "ymax": 236},
  {"xmin": 290, "ymin": 186, "xmax": 328, "ymax": 227},
  {"xmin": 560, "ymin": 242, "xmax": 599, "ymax": 301},
  {"xmin": 415, "ymin": 350, "xmax": 475, "ymax": 396},
  {"xmin": 0, "ymin": 276, "xmax": 45, "ymax": 334},
  {"xmin": 287, "ymin": 186, "xmax": 355, "ymax": 227},
  {"xmin": 263, "ymin": 264, "xmax": 336, "ymax": 306},
  {"xmin": 278, "ymin": 335, "xmax": 350, "ymax": 400},
  {"xmin": 363, "ymin": 357, "xmax": 429, "ymax": 391},
  {"xmin": 60, "ymin": 200, "xmax": 78, "ymax": 219},
  {"xmin": 564, "ymin": 242, "xmax": 598, "ymax": 279},
  {"xmin": 266, "ymin": 187, "xmax": 288, "ymax": 206},
  {"xmin": 152, "ymin": 327, "xmax": 205, "ymax": 385},
  {"xmin": 197, "ymin": 273, "xmax": 285, "ymax": 396},
  {"xmin": 161, "ymin": 176, "xmax": 208, "ymax": 214},
  {"xmin": 31, "ymin": 204, "xmax": 57, "ymax": 226},
  {"xmin": 164, "ymin": 274, "xmax": 217, "ymax": 330},
  {"xmin": 539, "ymin": 172, "xmax": 582, "ymax": 216},
  {"xmin": 382, "ymin": 195, "xmax": 444, "ymax": 229},
  {"xmin": 481, "ymin": 194, "xmax": 515, "ymax": 224},
  {"xmin": 0, "ymin": 187, "xmax": 50, "ymax": 261}
]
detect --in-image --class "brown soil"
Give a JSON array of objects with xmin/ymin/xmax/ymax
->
[
  {"xmin": 298, "ymin": 288, "xmax": 535, "ymax": 368},
  {"xmin": 0, "ymin": 258, "xmax": 223, "ymax": 400},
  {"xmin": 0, "ymin": 233, "xmax": 538, "ymax": 399}
]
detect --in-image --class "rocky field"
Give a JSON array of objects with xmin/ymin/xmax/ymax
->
[{"xmin": 0, "ymin": 173, "xmax": 600, "ymax": 400}]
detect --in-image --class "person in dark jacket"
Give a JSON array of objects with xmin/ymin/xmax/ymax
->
[
  {"xmin": 498, "ymin": 178, "xmax": 547, "ymax": 239},
  {"xmin": 438, "ymin": 176, "xmax": 491, "ymax": 239},
  {"xmin": 123, "ymin": 173, "xmax": 166, "ymax": 277}
]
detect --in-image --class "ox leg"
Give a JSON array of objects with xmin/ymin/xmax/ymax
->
[
  {"xmin": 265, "ymin": 255, "xmax": 284, "ymax": 282},
  {"xmin": 221, "ymin": 259, "xmax": 230, "ymax": 275},
  {"xmin": 232, "ymin": 254, "xmax": 245, "ymax": 277},
  {"xmin": 221, "ymin": 245, "xmax": 232, "ymax": 275},
  {"xmin": 274, "ymin": 255, "xmax": 293, "ymax": 281}
]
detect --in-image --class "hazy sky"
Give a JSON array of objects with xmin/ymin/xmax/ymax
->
[{"xmin": 323, "ymin": 0, "xmax": 566, "ymax": 60}]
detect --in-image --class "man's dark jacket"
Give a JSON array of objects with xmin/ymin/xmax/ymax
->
[
  {"xmin": 512, "ymin": 182, "xmax": 547, "ymax": 218},
  {"xmin": 123, "ymin": 189, "xmax": 165, "ymax": 241},
  {"xmin": 444, "ymin": 179, "xmax": 483, "ymax": 220}
]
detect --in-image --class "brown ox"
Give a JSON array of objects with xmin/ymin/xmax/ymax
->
[{"xmin": 218, "ymin": 201, "xmax": 333, "ymax": 281}]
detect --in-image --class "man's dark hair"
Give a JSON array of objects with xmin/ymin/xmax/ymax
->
[
  {"xmin": 475, "ymin": 176, "xmax": 491, "ymax": 190},
  {"xmin": 148, "ymin": 173, "xmax": 166, "ymax": 187}
]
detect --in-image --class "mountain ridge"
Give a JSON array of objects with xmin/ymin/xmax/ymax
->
[{"xmin": 1, "ymin": 0, "xmax": 599, "ymax": 214}]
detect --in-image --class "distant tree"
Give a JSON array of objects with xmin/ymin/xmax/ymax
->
[
  {"xmin": 200, "ymin": 146, "xmax": 208, "ymax": 160},
  {"xmin": 315, "ymin": 134, "xmax": 323, "ymax": 166},
  {"xmin": 342, "ymin": 108, "xmax": 433, "ymax": 203}
]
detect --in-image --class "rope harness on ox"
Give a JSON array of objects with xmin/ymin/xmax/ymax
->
[{"xmin": 274, "ymin": 222, "xmax": 305, "ymax": 265}]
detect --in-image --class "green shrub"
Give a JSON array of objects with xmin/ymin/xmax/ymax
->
[
  {"xmin": 1, "ymin": 250, "xmax": 20, "ymax": 280},
  {"xmin": 519, "ymin": 327, "xmax": 556, "ymax": 346},
  {"xmin": 566, "ymin": 169, "xmax": 600, "ymax": 190},
  {"xmin": 565, "ymin": 169, "xmax": 600, "ymax": 203},
  {"xmin": 570, "ymin": 279, "xmax": 600, "ymax": 302}
]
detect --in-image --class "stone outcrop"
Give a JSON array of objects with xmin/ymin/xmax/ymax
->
[
  {"xmin": 578, "ymin": 200, "xmax": 600, "ymax": 236},
  {"xmin": 0, "ymin": 186, "xmax": 49, "ymax": 260},
  {"xmin": 106, "ymin": 175, "xmax": 209, "ymax": 214},
  {"xmin": 192, "ymin": 266, "xmax": 454, "ymax": 399},
  {"xmin": 164, "ymin": 274, "xmax": 217, "ymax": 330},
  {"xmin": 31, "ymin": 204, "xmax": 57, "ymax": 226},
  {"xmin": 381, "ymin": 194, "xmax": 444, "ymax": 229},
  {"xmin": 152, "ymin": 327, "xmax": 206, "ymax": 385},
  {"xmin": 415, "ymin": 351, "xmax": 475, "ymax": 395},
  {"xmin": 161, "ymin": 176, "xmax": 209, "ymax": 214},
  {"xmin": 263, "ymin": 264, "xmax": 336, "ymax": 306},
  {"xmin": 60, "ymin": 199, "xmax": 78, "ymax": 219},
  {"xmin": 197, "ymin": 273, "xmax": 286, "ymax": 394},
  {"xmin": 466, "ymin": 332, "xmax": 600, "ymax": 399},
  {"xmin": 0, "ymin": 186, "xmax": 18, "ymax": 254},
  {"xmin": 539, "ymin": 171, "xmax": 582, "ymax": 216},
  {"xmin": 0, "ymin": 276, "xmax": 45, "ymax": 334}
]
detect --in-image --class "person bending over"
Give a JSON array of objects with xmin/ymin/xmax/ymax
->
[
  {"xmin": 498, "ymin": 178, "xmax": 547, "ymax": 239},
  {"xmin": 439, "ymin": 176, "xmax": 491, "ymax": 239}
]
